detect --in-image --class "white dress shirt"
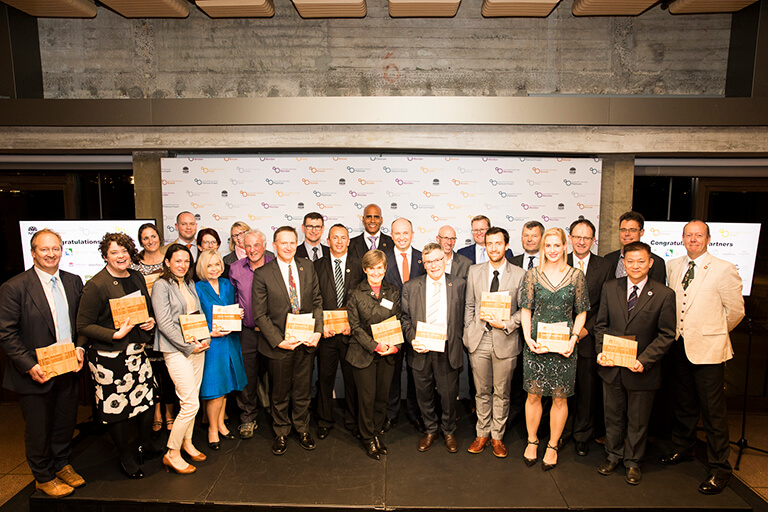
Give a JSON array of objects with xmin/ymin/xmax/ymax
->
[
  {"xmin": 426, "ymin": 274, "xmax": 448, "ymax": 332},
  {"xmin": 34, "ymin": 266, "xmax": 70, "ymax": 343},
  {"xmin": 475, "ymin": 245, "xmax": 488, "ymax": 264},
  {"xmin": 573, "ymin": 252, "xmax": 591, "ymax": 276}
]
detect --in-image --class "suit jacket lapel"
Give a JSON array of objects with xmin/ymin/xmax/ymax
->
[
  {"xmin": 616, "ymin": 277, "xmax": 629, "ymax": 324},
  {"xmin": 25, "ymin": 270, "xmax": 56, "ymax": 338},
  {"xmin": 628, "ymin": 279, "xmax": 654, "ymax": 324},
  {"xmin": 682, "ymin": 253, "xmax": 711, "ymax": 308},
  {"xmin": 499, "ymin": 261, "xmax": 515, "ymax": 292},
  {"xmin": 270, "ymin": 261, "xmax": 291, "ymax": 305},
  {"xmin": 416, "ymin": 277, "xmax": 427, "ymax": 324}
]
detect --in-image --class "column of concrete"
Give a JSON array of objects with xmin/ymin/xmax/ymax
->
[
  {"xmin": 596, "ymin": 155, "xmax": 634, "ymax": 256},
  {"xmin": 132, "ymin": 151, "xmax": 167, "ymax": 235}
]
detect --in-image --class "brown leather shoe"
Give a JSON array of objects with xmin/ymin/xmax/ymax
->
[
  {"xmin": 467, "ymin": 436, "xmax": 490, "ymax": 454},
  {"xmin": 35, "ymin": 478, "xmax": 74, "ymax": 498},
  {"xmin": 418, "ymin": 432, "xmax": 438, "ymax": 452},
  {"xmin": 444, "ymin": 434, "xmax": 459, "ymax": 453},
  {"xmin": 55, "ymin": 465, "xmax": 85, "ymax": 488},
  {"xmin": 491, "ymin": 439, "xmax": 507, "ymax": 458}
]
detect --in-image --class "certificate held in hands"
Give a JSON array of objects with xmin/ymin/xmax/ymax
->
[
  {"xmin": 537, "ymin": 322, "xmax": 571, "ymax": 354},
  {"xmin": 285, "ymin": 313, "xmax": 316, "ymax": 343},
  {"xmin": 323, "ymin": 310, "xmax": 349, "ymax": 333},
  {"xmin": 109, "ymin": 291, "xmax": 149, "ymax": 329},
  {"xmin": 36, "ymin": 343, "xmax": 79, "ymax": 378},
  {"xmin": 371, "ymin": 316, "xmax": 404, "ymax": 346},
  {"xmin": 600, "ymin": 334, "xmax": 638, "ymax": 368},
  {"xmin": 179, "ymin": 314, "xmax": 210, "ymax": 343},
  {"xmin": 414, "ymin": 321, "xmax": 446, "ymax": 352},
  {"xmin": 480, "ymin": 291, "xmax": 512, "ymax": 322},
  {"xmin": 213, "ymin": 304, "xmax": 242, "ymax": 332}
]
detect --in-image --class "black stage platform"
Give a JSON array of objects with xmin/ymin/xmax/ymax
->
[{"xmin": 10, "ymin": 407, "xmax": 768, "ymax": 512}]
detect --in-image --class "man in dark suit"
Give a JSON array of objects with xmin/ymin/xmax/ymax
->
[
  {"xmin": 510, "ymin": 220, "xmax": 544, "ymax": 270},
  {"xmin": 296, "ymin": 212, "xmax": 331, "ymax": 262},
  {"xmin": 382, "ymin": 217, "xmax": 426, "ymax": 432},
  {"xmin": 162, "ymin": 211, "xmax": 199, "ymax": 260},
  {"xmin": 252, "ymin": 226, "xmax": 323, "ymax": 455},
  {"xmin": 437, "ymin": 225, "xmax": 472, "ymax": 280},
  {"xmin": 401, "ymin": 243, "xmax": 466, "ymax": 453},
  {"xmin": 594, "ymin": 241, "xmax": 676, "ymax": 485},
  {"xmin": 313, "ymin": 224, "xmax": 364, "ymax": 440},
  {"xmin": 603, "ymin": 211, "xmax": 666, "ymax": 284},
  {"xmin": 567, "ymin": 218, "xmax": 612, "ymax": 456},
  {"xmin": 349, "ymin": 203, "xmax": 393, "ymax": 261},
  {"xmin": 457, "ymin": 215, "xmax": 513, "ymax": 264},
  {"xmin": 0, "ymin": 229, "xmax": 85, "ymax": 497}
]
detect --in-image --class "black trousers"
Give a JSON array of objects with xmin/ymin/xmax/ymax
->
[
  {"xmin": 412, "ymin": 352, "xmax": 460, "ymax": 435},
  {"xmin": 386, "ymin": 345, "xmax": 421, "ymax": 422},
  {"xmin": 315, "ymin": 334, "xmax": 357, "ymax": 430},
  {"xmin": 602, "ymin": 376, "xmax": 655, "ymax": 468},
  {"xmin": 237, "ymin": 328, "xmax": 262, "ymax": 424},
  {"xmin": 267, "ymin": 346, "xmax": 314, "ymax": 436},
  {"xmin": 353, "ymin": 356, "xmax": 395, "ymax": 441},
  {"xmin": 571, "ymin": 352, "xmax": 605, "ymax": 443},
  {"xmin": 669, "ymin": 337, "xmax": 732, "ymax": 477},
  {"xmin": 18, "ymin": 372, "xmax": 79, "ymax": 483}
]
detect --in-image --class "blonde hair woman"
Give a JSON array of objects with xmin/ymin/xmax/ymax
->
[{"xmin": 519, "ymin": 227, "xmax": 589, "ymax": 471}]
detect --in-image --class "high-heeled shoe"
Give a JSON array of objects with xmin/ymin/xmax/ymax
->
[
  {"xmin": 220, "ymin": 430, "xmax": 235, "ymax": 440},
  {"xmin": 120, "ymin": 462, "xmax": 144, "ymax": 479},
  {"xmin": 162, "ymin": 454, "xmax": 196, "ymax": 475},
  {"xmin": 523, "ymin": 439, "xmax": 539, "ymax": 467},
  {"xmin": 183, "ymin": 449, "xmax": 207, "ymax": 462},
  {"xmin": 208, "ymin": 440, "xmax": 221, "ymax": 451},
  {"xmin": 541, "ymin": 442, "xmax": 559, "ymax": 472}
]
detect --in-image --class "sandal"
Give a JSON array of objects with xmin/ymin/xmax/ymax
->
[
  {"xmin": 152, "ymin": 420, "xmax": 163, "ymax": 432},
  {"xmin": 523, "ymin": 439, "xmax": 539, "ymax": 467},
  {"xmin": 542, "ymin": 442, "xmax": 559, "ymax": 472}
]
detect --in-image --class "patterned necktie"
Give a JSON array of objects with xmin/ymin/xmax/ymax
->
[
  {"xmin": 312, "ymin": 246, "xmax": 319, "ymax": 261},
  {"xmin": 288, "ymin": 265, "xmax": 300, "ymax": 314},
  {"xmin": 334, "ymin": 258, "xmax": 344, "ymax": 308},
  {"xmin": 682, "ymin": 261, "xmax": 695, "ymax": 290},
  {"xmin": 578, "ymin": 259, "xmax": 585, "ymax": 273},
  {"xmin": 616, "ymin": 256, "xmax": 627, "ymax": 278},
  {"xmin": 528, "ymin": 256, "xmax": 535, "ymax": 270},
  {"xmin": 51, "ymin": 276, "xmax": 71, "ymax": 343},
  {"xmin": 628, "ymin": 285, "xmax": 638, "ymax": 315},
  {"xmin": 427, "ymin": 281, "xmax": 441, "ymax": 325},
  {"xmin": 368, "ymin": 236, "xmax": 377, "ymax": 251},
  {"xmin": 401, "ymin": 252, "xmax": 410, "ymax": 283}
]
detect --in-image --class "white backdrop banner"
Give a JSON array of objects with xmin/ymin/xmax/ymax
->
[{"xmin": 161, "ymin": 154, "xmax": 603, "ymax": 254}]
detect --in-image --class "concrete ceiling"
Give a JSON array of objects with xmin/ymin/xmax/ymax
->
[{"xmin": 0, "ymin": 0, "xmax": 760, "ymax": 17}]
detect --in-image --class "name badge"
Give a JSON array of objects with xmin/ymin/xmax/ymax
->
[{"xmin": 380, "ymin": 298, "xmax": 394, "ymax": 310}]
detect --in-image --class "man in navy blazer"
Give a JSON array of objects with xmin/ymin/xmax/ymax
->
[
  {"xmin": 0, "ymin": 229, "xmax": 85, "ymax": 497},
  {"xmin": 401, "ymin": 243, "xmax": 466, "ymax": 453},
  {"xmin": 382, "ymin": 218, "xmax": 426, "ymax": 432},
  {"xmin": 252, "ymin": 226, "xmax": 323, "ymax": 456},
  {"xmin": 349, "ymin": 204, "xmax": 394, "ymax": 261},
  {"xmin": 457, "ymin": 215, "xmax": 514, "ymax": 264}
]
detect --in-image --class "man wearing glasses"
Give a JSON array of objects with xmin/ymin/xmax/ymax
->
[
  {"xmin": 567, "ymin": 218, "xmax": 612, "ymax": 457},
  {"xmin": 604, "ymin": 211, "xmax": 666, "ymax": 284},
  {"xmin": 436, "ymin": 225, "xmax": 472, "ymax": 280},
  {"xmin": 296, "ymin": 212, "xmax": 330, "ymax": 262},
  {"xmin": 401, "ymin": 243, "xmax": 466, "ymax": 453},
  {"xmin": 457, "ymin": 215, "xmax": 514, "ymax": 264}
]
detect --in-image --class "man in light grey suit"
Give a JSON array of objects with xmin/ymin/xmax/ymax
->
[
  {"xmin": 437, "ymin": 225, "xmax": 472, "ymax": 280},
  {"xmin": 401, "ymin": 243, "xmax": 466, "ymax": 453},
  {"xmin": 463, "ymin": 227, "xmax": 526, "ymax": 458}
]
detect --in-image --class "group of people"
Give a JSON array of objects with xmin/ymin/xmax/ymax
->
[{"xmin": 0, "ymin": 204, "xmax": 744, "ymax": 500}]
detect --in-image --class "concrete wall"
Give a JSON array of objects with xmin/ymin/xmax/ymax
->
[{"xmin": 37, "ymin": 0, "xmax": 731, "ymax": 99}]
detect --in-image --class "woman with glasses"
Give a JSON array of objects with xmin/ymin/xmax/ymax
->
[{"xmin": 223, "ymin": 222, "xmax": 251, "ymax": 271}]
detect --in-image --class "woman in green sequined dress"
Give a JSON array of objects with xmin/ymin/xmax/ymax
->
[{"xmin": 519, "ymin": 227, "xmax": 589, "ymax": 471}]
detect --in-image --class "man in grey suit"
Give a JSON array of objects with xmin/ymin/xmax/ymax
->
[
  {"xmin": 252, "ymin": 226, "xmax": 323, "ymax": 456},
  {"xmin": 464, "ymin": 227, "xmax": 526, "ymax": 458},
  {"xmin": 401, "ymin": 243, "xmax": 466, "ymax": 453},
  {"xmin": 437, "ymin": 225, "xmax": 472, "ymax": 280}
]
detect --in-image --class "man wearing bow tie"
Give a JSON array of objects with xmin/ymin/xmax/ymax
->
[{"xmin": 659, "ymin": 220, "xmax": 745, "ymax": 495}]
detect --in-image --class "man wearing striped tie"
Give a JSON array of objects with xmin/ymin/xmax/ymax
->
[
  {"xmin": 401, "ymin": 243, "xmax": 466, "ymax": 453},
  {"xmin": 313, "ymin": 224, "xmax": 364, "ymax": 440}
]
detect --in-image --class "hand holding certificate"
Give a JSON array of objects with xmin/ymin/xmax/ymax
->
[
  {"xmin": 213, "ymin": 304, "xmax": 242, "ymax": 332},
  {"xmin": 371, "ymin": 316, "xmax": 404, "ymax": 349},
  {"xmin": 598, "ymin": 335, "xmax": 638, "ymax": 368},
  {"xmin": 413, "ymin": 321, "xmax": 446, "ymax": 353},
  {"xmin": 480, "ymin": 291, "xmax": 512, "ymax": 323},
  {"xmin": 109, "ymin": 291, "xmax": 149, "ymax": 329},
  {"xmin": 536, "ymin": 322, "xmax": 571, "ymax": 354},
  {"xmin": 36, "ymin": 343, "xmax": 79, "ymax": 379},
  {"xmin": 323, "ymin": 310, "xmax": 350, "ymax": 336},
  {"xmin": 285, "ymin": 313, "xmax": 316, "ymax": 344},
  {"xmin": 179, "ymin": 313, "xmax": 211, "ymax": 344}
]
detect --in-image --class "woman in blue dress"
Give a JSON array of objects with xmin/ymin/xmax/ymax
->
[{"xmin": 195, "ymin": 249, "xmax": 247, "ymax": 451}]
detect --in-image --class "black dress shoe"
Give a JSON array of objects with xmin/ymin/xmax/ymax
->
[
  {"xmin": 575, "ymin": 441, "xmax": 589, "ymax": 457},
  {"xmin": 625, "ymin": 467, "xmax": 642, "ymax": 485},
  {"xmin": 208, "ymin": 441, "xmax": 221, "ymax": 451},
  {"xmin": 659, "ymin": 451, "xmax": 694, "ymax": 465},
  {"xmin": 598, "ymin": 459, "xmax": 619, "ymax": 476},
  {"xmin": 409, "ymin": 417, "xmax": 426, "ymax": 434},
  {"xmin": 699, "ymin": 474, "xmax": 729, "ymax": 495},
  {"xmin": 380, "ymin": 418, "xmax": 393, "ymax": 434},
  {"xmin": 272, "ymin": 435, "xmax": 288, "ymax": 456},
  {"xmin": 120, "ymin": 462, "xmax": 144, "ymax": 479},
  {"xmin": 317, "ymin": 426, "xmax": 332, "ymax": 440},
  {"xmin": 362, "ymin": 439, "xmax": 380, "ymax": 460},
  {"xmin": 374, "ymin": 435, "xmax": 387, "ymax": 455},
  {"xmin": 220, "ymin": 431, "xmax": 235, "ymax": 440},
  {"xmin": 137, "ymin": 445, "xmax": 162, "ymax": 464},
  {"xmin": 297, "ymin": 432, "xmax": 316, "ymax": 451}
]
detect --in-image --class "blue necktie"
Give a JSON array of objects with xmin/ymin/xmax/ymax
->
[{"xmin": 51, "ymin": 276, "xmax": 72, "ymax": 343}]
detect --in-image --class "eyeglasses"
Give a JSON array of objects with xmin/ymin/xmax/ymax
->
[
  {"xmin": 200, "ymin": 240, "xmax": 219, "ymax": 248},
  {"xmin": 232, "ymin": 231, "xmax": 246, "ymax": 240},
  {"xmin": 571, "ymin": 236, "xmax": 594, "ymax": 242},
  {"xmin": 471, "ymin": 228, "xmax": 488, "ymax": 234},
  {"xmin": 423, "ymin": 256, "xmax": 445, "ymax": 267},
  {"xmin": 304, "ymin": 225, "xmax": 323, "ymax": 231},
  {"xmin": 619, "ymin": 228, "xmax": 640, "ymax": 234}
]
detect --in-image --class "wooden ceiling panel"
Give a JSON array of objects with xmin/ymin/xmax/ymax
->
[
  {"xmin": 196, "ymin": 0, "xmax": 275, "ymax": 17},
  {"xmin": 572, "ymin": 0, "xmax": 657, "ymax": 16},
  {"xmin": 480, "ymin": 0, "xmax": 558, "ymax": 17},
  {"xmin": 99, "ymin": 0, "xmax": 189, "ymax": 18},
  {"xmin": 0, "ymin": 0, "xmax": 97, "ymax": 17},
  {"xmin": 668, "ymin": 0, "xmax": 758, "ymax": 14}
]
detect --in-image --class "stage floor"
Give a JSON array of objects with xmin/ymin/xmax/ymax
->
[{"xmin": 20, "ymin": 407, "xmax": 766, "ymax": 512}]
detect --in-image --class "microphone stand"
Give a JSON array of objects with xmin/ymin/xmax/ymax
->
[{"xmin": 730, "ymin": 317, "xmax": 768, "ymax": 470}]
